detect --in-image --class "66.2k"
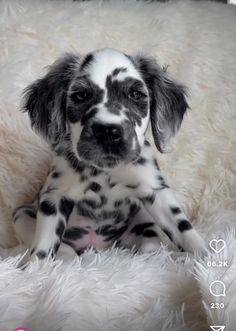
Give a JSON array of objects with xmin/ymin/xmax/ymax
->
[{"xmin": 207, "ymin": 261, "xmax": 228, "ymax": 267}]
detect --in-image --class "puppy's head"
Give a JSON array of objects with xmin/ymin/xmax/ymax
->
[{"xmin": 23, "ymin": 48, "xmax": 188, "ymax": 169}]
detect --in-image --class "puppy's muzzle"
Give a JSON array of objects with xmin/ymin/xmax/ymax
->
[
  {"xmin": 92, "ymin": 123, "xmax": 123, "ymax": 146},
  {"xmin": 77, "ymin": 119, "xmax": 139, "ymax": 168}
]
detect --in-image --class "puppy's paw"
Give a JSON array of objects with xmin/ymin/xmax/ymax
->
[
  {"xmin": 57, "ymin": 242, "xmax": 77, "ymax": 260},
  {"xmin": 182, "ymin": 229, "xmax": 208, "ymax": 256},
  {"xmin": 139, "ymin": 237, "xmax": 161, "ymax": 253}
]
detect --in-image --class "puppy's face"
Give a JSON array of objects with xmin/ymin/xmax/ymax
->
[
  {"xmin": 67, "ymin": 49, "xmax": 149, "ymax": 168},
  {"xmin": 23, "ymin": 48, "xmax": 188, "ymax": 170}
]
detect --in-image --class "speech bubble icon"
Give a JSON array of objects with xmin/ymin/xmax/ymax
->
[
  {"xmin": 209, "ymin": 239, "xmax": 226, "ymax": 254},
  {"xmin": 209, "ymin": 280, "xmax": 226, "ymax": 297}
]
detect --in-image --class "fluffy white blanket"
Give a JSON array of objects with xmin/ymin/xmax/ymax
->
[{"xmin": 0, "ymin": 1, "xmax": 235, "ymax": 330}]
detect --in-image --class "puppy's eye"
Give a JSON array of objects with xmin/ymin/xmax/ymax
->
[
  {"xmin": 128, "ymin": 90, "xmax": 145, "ymax": 101},
  {"xmin": 71, "ymin": 89, "xmax": 90, "ymax": 103}
]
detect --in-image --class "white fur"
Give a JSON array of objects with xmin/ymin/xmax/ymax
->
[
  {"xmin": 94, "ymin": 107, "xmax": 126, "ymax": 124},
  {"xmin": 89, "ymin": 48, "xmax": 142, "ymax": 88},
  {"xmin": 0, "ymin": 0, "xmax": 236, "ymax": 330}
]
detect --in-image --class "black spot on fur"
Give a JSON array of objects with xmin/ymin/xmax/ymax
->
[
  {"xmin": 126, "ymin": 183, "xmax": 139, "ymax": 189},
  {"xmin": 135, "ymin": 156, "xmax": 147, "ymax": 165},
  {"xmin": 81, "ymin": 198, "xmax": 97, "ymax": 209},
  {"xmin": 105, "ymin": 75, "xmax": 148, "ymax": 126},
  {"xmin": 54, "ymin": 241, "xmax": 60, "ymax": 255},
  {"xmin": 131, "ymin": 222, "xmax": 154, "ymax": 235},
  {"xmin": 158, "ymin": 176, "xmax": 169, "ymax": 189},
  {"xmin": 36, "ymin": 250, "xmax": 47, "ymax": 259},
  {"xmin": 114, "ymin": 200, "xmax": 122, "ymax": 208},
  {"xmin": 39, "ymin": 200, "xmax": 57, "ymax": 216},
  {"xmin": 109, "ymin": 224, "xmax": 128, "ymax": 241},
  {"xmin": 140, "ymin": 193, "xmax": 156, "ymax": 205},
  {"xmin": 153, "ymin": 159, "xmax": 160, "ymax": 171},
  {"xmin": 81, "ymin": 195, "xmax": 107, "ymax": 209},
  {"xmin": 86, "ymin": 182, "xmax": 101, "ymax": 193},
  {"xmin": 178, "ymin": 220, "xmax": 192, "ymax": 232},
  {"xmin": 163, "ymin": 228, "xmax": 172, "ymax": 241},
  {"xmin": 77, "ymin": 202, "xmax": 95, "ymax": 219},
  {"xmin": 99, "ymin": 195, "xmax": 108, "ymax": 207},
  {"xmin": 114, "ymin": 210, "xmax": 125, "ymax": 224},
  {"xmin": 98, "ymin": 224, "xmax": 128, "ymax": 241},
  {"xmin": 63, "ymin": 227, "xmax": 89, "ymax": 240},
  {"xmin": 144, "ymin": 140, "xmax": 150, "ymax": 146},
  {"xmin": 51, "ymin": 171, "xmax": 61, "ymax": 178},
  {"xmin": 90, "ymin": 166, "xmax": 102, "ymax": 177},
  {"xmin": 99, "ymin": 210, "xmax": 117, "ymax": 220},
  {"xmin": 59, "ymin": 197, "xmax": 74, "ymax": 221},
  {"xmin": 80, "ymin": 175, "xmax": 88, "ymax": 182},
  {"xmin": 112, "ymin": 67, "xmax": 127, "ymax": 76},
  {"xmin": 143, "ymin": 229, "xmax": 158, "ymax": 238},
  {"xmin": 129, "ymin": 202, "xmax": 141, "ymax": 217},
  {"xmin": 56, "ymin": 220, "xmax": 66, "ymax": 238},
  {"xmin": 170, "ymin": 206, "xmax": 182, "ymax": 215}
]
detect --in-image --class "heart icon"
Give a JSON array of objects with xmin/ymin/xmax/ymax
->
[{"xmin": 209, "ymin": 239, "xmax": 226, "ymax": 254}]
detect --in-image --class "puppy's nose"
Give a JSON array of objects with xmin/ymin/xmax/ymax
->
[{"xmin": 92, "ymin": 123, "xmax": 123, "ymax": 144}]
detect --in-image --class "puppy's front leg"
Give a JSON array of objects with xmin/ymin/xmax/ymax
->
[
  {"xmin": 143, "ymin": 187, "xmax": 206, "ymax": 254},
  {"xmin": 30, "ymin": 194, "xmax": 74, "ymax": 261}
]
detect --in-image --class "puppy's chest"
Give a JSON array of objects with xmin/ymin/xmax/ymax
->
[
  {"xmin": 61, "ymin": 171, "xmax": 142, "ymax": 251},
  {"xmin": 48, "ymin": 160, "xmax": 156, "ymax": 232},
  {"xmin": 49, "ymin": 153, "xmax": 161, "ymax": 228},
  {"xmin": 67, "ymin": 171, "xmax": 141, "ymax": 226},
  {"xmin": 45, "ymin": 152, "xmax": 162, "ymax": 251}
]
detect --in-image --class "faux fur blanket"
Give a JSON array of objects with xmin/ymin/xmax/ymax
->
[{"xmin": 0, "ymin": 1, "xmax": 235, "ymax": 330}]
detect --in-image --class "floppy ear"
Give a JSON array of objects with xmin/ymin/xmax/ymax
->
[
  {"xmin": 134, "ymin": 55, "xmax": 189, "ymax": 152},
  {"xmin": 22, "ymin": 53, "xmax": 79, "ymax": 143}
]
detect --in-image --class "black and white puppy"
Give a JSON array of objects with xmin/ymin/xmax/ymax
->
[{"xmin": 13, "ymin": 48, "xmax": 206, "ymax": 261}]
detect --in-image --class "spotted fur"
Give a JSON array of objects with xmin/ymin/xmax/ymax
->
[{"xmin": 13, "ymin": 48, "xmax": 206, "ymax": 262}]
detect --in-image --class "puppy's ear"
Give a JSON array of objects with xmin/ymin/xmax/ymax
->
[
  {"xmin": 134, "ymin": 55, "xmax": 189, "ymax": 152},
  {"xmin": 22, "ymin": 53, "xmax": 79, "ymax": 143}
]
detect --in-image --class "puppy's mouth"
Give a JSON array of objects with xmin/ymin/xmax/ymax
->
[
  {"xmin": 76, "ymin": 122, "xmax": 141, "ymax": 169},
  {"xmin": 95, "ymin": 155, "xmax": 121, "ymax": 168},
  {"xmin": 77, "ymin": 141, "xmax": 140, "ymax": 169},
  {"xmin": 76, "ymin": 142, "xmax": 120, "ymax": 168}
]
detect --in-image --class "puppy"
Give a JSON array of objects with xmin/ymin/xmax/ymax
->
[{"xmin": 13, "ymin": 48, "xmax": 206, "ymax": 261}]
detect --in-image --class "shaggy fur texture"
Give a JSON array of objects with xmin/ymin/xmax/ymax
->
[{"xmin": 0, "ymin": 0, "xmax": 235, "ymax": 330}]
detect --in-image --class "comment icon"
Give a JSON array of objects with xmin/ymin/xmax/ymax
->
[{"xmin": 209, "ymin": 280, "xmax": 226, "ymax": 297}]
